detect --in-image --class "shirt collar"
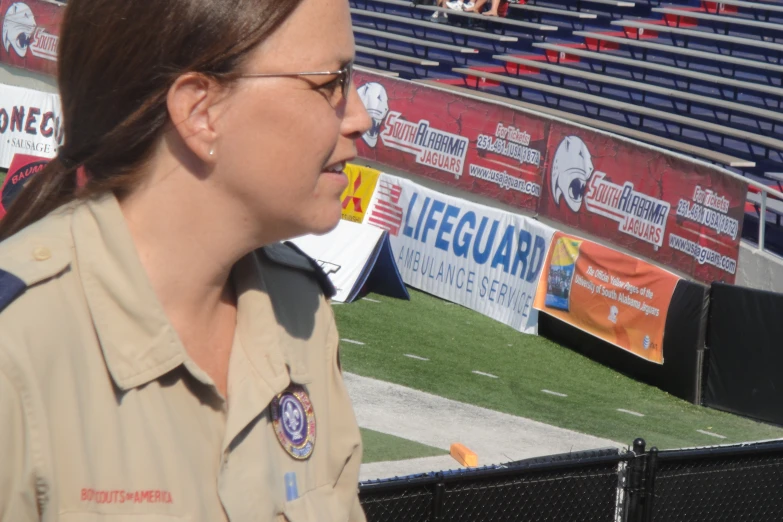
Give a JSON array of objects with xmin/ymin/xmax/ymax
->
[
  {"xmin": 71, "ymin": 194, "xmax": 188, "ymax": 390},
  {"xmin": 70, "ymin": 194, "xmax": 307, "ymax": 392}
]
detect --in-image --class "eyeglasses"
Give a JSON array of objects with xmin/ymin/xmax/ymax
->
[{"xmin": 237, "ymin": 62, "xmax": 354, "ymax": 102}]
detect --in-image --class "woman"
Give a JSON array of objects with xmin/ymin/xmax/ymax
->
[{"xmin": 0, "ymin": 0, "xmax": 371, "ymax": 520}]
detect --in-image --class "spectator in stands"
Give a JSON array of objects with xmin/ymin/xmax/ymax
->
[
  {"xmin": 460, "ymin": 0, "xmax": 509, "ymax": 16},
  {"xmin": 0, "ymin": 0, "xmax": 371, "ymax": 521},
  {"xmin": 431, "ymin": 0, "xmax": 449, "ymax": 18}
]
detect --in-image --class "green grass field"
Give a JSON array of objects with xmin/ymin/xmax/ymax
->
[
  {"xmin": 361, "ymin": 428, "xmax": 448, "ymax": 463},
  {"xmin": 337, "ymin": 289, "xmax": 783, "ymax": 451}
]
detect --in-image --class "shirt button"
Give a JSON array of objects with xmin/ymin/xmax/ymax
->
[{"xmin": 33, "ymin": 247, "xmax": 52, "ymax": 261}]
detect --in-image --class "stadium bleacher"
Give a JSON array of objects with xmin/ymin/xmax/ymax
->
[{"xmin": 349, "ymin": 0, "xmax": 783, "ymax": 253}]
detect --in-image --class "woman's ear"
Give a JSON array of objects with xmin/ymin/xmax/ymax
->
[{"xmin": 166, "ymin": 73, "xmax": 225, "ymax": 164}]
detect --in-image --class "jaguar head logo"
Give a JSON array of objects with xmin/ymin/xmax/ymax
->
[
  {"xmin": 551, "ymin": 136, "xmax": 594, "ymax": 212},
  {"xmin": 2, "ymin": 3, "xmax": 35, "ymax": 58},
  {"xmin": 357, "ymin": 82, "xmax": 389, "ymax": 148}
]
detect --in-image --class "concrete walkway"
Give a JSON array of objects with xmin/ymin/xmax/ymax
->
[{"xmin": 344, "ymin": 373, "xmax": 624, "ymax": 481}]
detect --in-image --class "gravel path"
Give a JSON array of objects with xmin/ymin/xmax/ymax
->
[{"xmin": 344, "ymin": 373, "xmax": 624, "ymax": 481}]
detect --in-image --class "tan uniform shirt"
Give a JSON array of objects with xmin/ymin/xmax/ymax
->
[{"xmin": 0, "ymin": 194, "xmax": 366, "ymax": 522}]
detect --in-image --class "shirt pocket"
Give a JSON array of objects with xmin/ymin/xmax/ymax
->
[
  {"xmin": 59, "ymin": 513, "xmax": 190, "ymax": 522},
  {"xmin": 281, "ymin": 483, "xmax": 347, "ymax": 522}
]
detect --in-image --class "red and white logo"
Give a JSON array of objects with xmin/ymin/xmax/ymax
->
[
  {"xmin": 584, "ymin": 172, "xmax": 671, "ymax": 248},
  {"xmin": 2, "ymin": 2, "xmax": 58, "ymax": 62},
  {"xmin": 342, "ymin": 172, "xmax": 364, "ymax": 213},
  {"xmin": 366, "ymin": 179, "xmax": 403, "ymax": 236},
  {"xmin": 380, "ymin": 112, "xmax": 469, "ymax": 178},
  {"xmin": 357, "ymin": 82, "xmax": 389, "ymax": 149}
]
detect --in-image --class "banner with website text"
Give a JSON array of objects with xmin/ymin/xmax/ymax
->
[
  {"xmin": 534, "ymin": 231, "xmax": 681, "ymax": 364},
  {"xmin": 355, "ymin": 71, "xmax": 747, "ymax": 284},
  {"xmin": 538, "ymin": 123, "xmax": 746, "ymax": 284},
  {"xmin": 0, "ymin": 83, "xmax": 62, "ymax": 168},
  {"xmin": 355, "ymin": 71, "xmax": 546, "ymax": 215},
  {"xmin": 1, "ymin": 0, "xmax": 61, "ymax": 77},
  {"xmin": 364, "ymin": 172, "xmax": 555, "ymax": 334}
]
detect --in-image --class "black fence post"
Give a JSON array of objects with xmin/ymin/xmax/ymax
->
[
  {"xmin": 625, "ymin": 438, "xmax": 647, "ymax": 522},
  {"xmin": 431, "ymin": 480, "xmax": 445, "ymax": 522},
  {"xmin": 642, "ymin": 447, "xmax": 658, "ymax": 522}
]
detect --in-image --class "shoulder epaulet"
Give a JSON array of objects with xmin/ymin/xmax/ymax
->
[
  {"xmin": 262, "ymin": 242, "xmax": 336, "ymax": 300},
  {"xmin": 0, "ymin": 269, "xmax": 26, "ymax": 314}
]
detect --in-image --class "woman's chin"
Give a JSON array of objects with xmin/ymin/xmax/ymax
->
[{"xmin": 307, "ymin": 207, "xmax": 344, "ymax": 237}]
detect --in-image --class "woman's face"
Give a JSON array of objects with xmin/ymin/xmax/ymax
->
[{"xmin": 211, "ymin": 0, "xmax": 371, "ymax": 242}]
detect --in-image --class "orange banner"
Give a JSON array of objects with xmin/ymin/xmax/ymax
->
[
  {"xmin": 340, "ymin": 164, "xmax": 380, "ymax": 224},
  {"xmin": 534, "ymin": 232, "xmax": 680, "ymax": 364}
]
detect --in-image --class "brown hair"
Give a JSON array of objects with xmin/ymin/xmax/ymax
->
[{"xmin": 0, "ymin": 0, "xmax": 304, "ymax": 240}]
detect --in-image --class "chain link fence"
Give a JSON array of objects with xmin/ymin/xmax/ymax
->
[
  {"xmin": 359, "ymin": 439, "xmax": 783, "ymax": 522},
  {"xmin": 360, "ymin": 478, "xmax": 438, "ymax": 522},
  {"xmin": 360, "ymin": 448, "xmax": 627, "ymax": 522},
  {"xmin": 646, "ymin": 441, "xmax": 783, "ymax": 522},
  {"xmin": 440, "ymin": 459, "xmax": 621, "ymax": 522}
]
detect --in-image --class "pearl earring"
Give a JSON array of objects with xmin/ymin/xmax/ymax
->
[{"xmin": 209, "ymin": 149, "xmax": 215, "ymax": 157}]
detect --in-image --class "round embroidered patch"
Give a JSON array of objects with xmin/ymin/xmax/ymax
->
[{"xmin": 271, "ymin": 385, "xmax": 316, "ymax": 460}]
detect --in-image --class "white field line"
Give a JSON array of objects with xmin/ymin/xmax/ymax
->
[
  {"xmin": 404, "ymin": 354, "xmax": 430, "ymax": 361},
  {"xmin": 341, "ymin": 339, "xmax": 365, "ymax": 346},
  {"xmin": 362, "ymin": 298, "xmax": 381, "ymax": 303},
  {"xmin": 541, "ymin": 389, "xmax": 567, "ymax": 397},
  {"xmin": 617, "ymin": 409, "xmax": 645, "ymax": 417},
  {"xmin": 697, "ymin": 429, "xmax": 727, "ymax": 439},
  {"xmin": 472, "ymin": 370, "xmax": 499, "ymax": 379}
]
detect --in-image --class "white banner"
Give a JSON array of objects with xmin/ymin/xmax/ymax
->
[
  {"xmin": 364, "ymin": 174, "xmax": 555, "ymax": 334},
  {"xmin": 291, "ymin": 219, "xmax": 387, "ymax": 303},
  {"xmin": 0, "ymin": 83, "xmax": 62, "ymax": 168}
]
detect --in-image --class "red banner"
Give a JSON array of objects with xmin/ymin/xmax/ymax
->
[
  {"xmin": 355, "ymin": 71, "xmax": 747, "ymax": 283},
  {"xmin": 538, "ymin": 123, "xmax": 746, "ymax": 283},
  {"xmin": 355, "ymin": 71, "xmax": 547, "ymax": 214},
  {"xmin": 1, "ymin": 0, "xmax": 62, "ymax": 77}
]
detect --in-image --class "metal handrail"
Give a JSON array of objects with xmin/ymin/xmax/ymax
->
[{"xmin": 745, "ymin": 178, "xmax": 783, "ymax": 252}]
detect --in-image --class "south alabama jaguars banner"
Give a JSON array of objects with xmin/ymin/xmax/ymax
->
[
  {"xmin": 539, "ymin": 123, "xmax": 747, "ymax": 284},
  {"xmin": 363, "ymin": 173, "xmax": 555, "ymax": 334}
]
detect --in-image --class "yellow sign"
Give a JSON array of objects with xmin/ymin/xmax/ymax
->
[{"xmin": 341, "ymin": 164, "xmax": 380, "ymax": 223}]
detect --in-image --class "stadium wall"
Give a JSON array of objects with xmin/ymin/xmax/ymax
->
[
  {"xmin": 0, "ymin": 64, "xmax": 57, "ymax": 94},
  {"xmin": 736, "ymin": 243, "xmax": 783, "ymax": 294},
  {"xmin": 356, "ymin": 70, "xmax": 748, "ymax": 286}
]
